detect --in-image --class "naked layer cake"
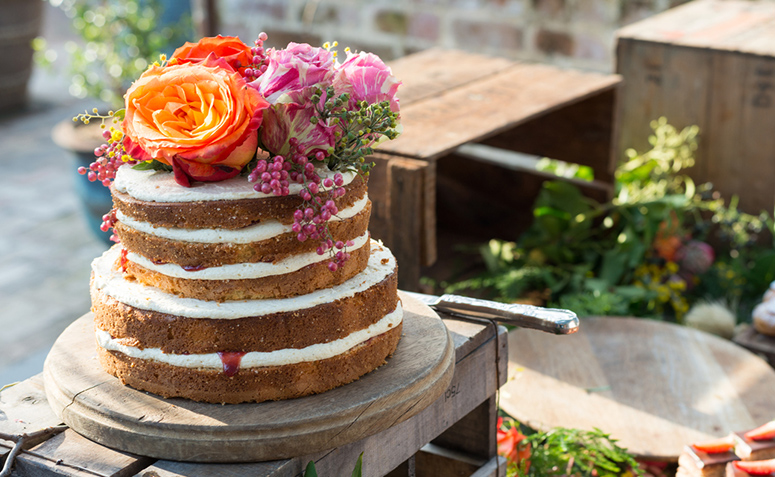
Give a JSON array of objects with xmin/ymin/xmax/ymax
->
[{"xmin": 79, "ymin": 34, "xmax": 403, "ymax": 403}]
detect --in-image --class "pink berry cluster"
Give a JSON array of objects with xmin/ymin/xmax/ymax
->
[
  {"xmin": 243, "ymin": 32, "xmax": 269, "ymax": 82},
  {"xmin": 247, "ymin": 137, "xmax": 353, "ymax": 270},
  {"xmin": 76, "ymin": 117, "xmax": 137, "ymax": 187},
  {"xmin": 100, "ymin": 208, "xmax": 120, "ymax": 243}
]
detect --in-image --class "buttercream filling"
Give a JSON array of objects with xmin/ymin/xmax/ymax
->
[
  {"xmin": 126, "ymin": 232, "xmax": 370, "ymax": 279},
  {"xmin": 115, "ymin": 195, "xmax": 369, "ymax": 244},
  {"xmin": 96, "ymin": 303, "xmax": 403, "ymax": 369},
  {"xmin": 113, "ymin": 165, "xmax": 357, "ymax": 203},
  {"xmin": 92, "ymin": 241, "xmax": 396, "ymax": 319}
]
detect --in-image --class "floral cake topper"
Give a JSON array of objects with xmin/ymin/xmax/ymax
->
[{"xmin": 77, "ymin": 33, "xmax": 401, "ymax": 270}]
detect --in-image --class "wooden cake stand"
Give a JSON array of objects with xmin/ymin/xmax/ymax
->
[{"xmin": 42, "ymin": 293, "xmax": 454, "ymax": 463}]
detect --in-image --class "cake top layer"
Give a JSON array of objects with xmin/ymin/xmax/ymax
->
[{"xmin": 113, "ymin": 166, "xmax": 357, "ymax": 203}]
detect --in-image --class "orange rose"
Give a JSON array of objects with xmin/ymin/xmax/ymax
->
[
  {"xmin": 170, "ymin": 35, "xmax": 253, "ymax": 76},
  {"xmin": 122, "ymin": 56, "xmax": 269, "ymax": 186}
]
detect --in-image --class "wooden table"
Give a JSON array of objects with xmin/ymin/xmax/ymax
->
[
  {"xmin": 0, "ymin": 312, "xmax": 507, "ymax": 477},
  {"xmin": 370, "ymin": 49, "xmax": 622, "ymax": 290},
  {"xmin": 500, "ymin": 316, "xmax": 775, "ymax": 461}
]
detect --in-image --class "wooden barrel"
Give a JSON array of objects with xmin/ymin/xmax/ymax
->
[{"xmin": 0, "ymin": 0, "xmax": 42, "ymax": 111}]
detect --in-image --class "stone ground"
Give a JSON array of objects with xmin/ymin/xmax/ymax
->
[{"xmin": 0, "ymin": 4, "xmax": 107, "ymax": 386}]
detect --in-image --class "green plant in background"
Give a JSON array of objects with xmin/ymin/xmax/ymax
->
[
  {"xmin": 445, "ymin": 117, "xmax": 774, "ymax": 323},
  {"xmin": 35, "ymin": 0, "xmax": 192, "ymax": 107},
  {"xmin": 498, "ymin": 418, "xmax": 644, "ymax": 477}
]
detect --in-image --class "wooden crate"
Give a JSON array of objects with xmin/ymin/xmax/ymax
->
[
  {"xmin": 0, "ymin": 314, "xmax": 507, "ymax": 477},
  {"xmin": 372, "ymin": 49, "xmax": 621, "ymax": 291},
  {"xmin": 616, "ymin": 0, "xmax": 775, "ymax": 216}
]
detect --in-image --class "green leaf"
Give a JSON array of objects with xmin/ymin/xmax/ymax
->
[
  {"xmin": 351, "ymin": 452, "xmax": 364, "ymax": 477},
  {"xmin": 304, "ymin": 461, "xmax": 318, "ymax": 477},
  {"xmin": 131, "ymin": 159, "xmax": 172, "ymax": 172}
]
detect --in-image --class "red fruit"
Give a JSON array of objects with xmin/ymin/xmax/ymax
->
[
  {"xmin": 734, "ymin": 459, "xmax": 775, "ymax": 475},
  {"xmin": 745, "ymin": 421, "xmax": 775, "ymax": 441},
  {"xmin": 691, "ymin": 435, "xmax": 736, "ymax": 454}
]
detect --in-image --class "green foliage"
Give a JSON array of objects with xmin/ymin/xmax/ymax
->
[
  {"xmin": 445, "ymin": 118, "xmax": 774, "ymax": 322},
  {"xmin": 38, "ymin": 0, "xmax": 192, "ymax": 107},
  {"xmin": 516, "ymin": 427, "xmax": 644, "ymax": 477},
  {"xmin": 304, "ymin": 453, "xmax": 363, "ymax": 477}
]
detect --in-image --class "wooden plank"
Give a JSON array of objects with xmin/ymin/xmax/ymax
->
[
  {"xmin": 135, "ymin": 460, "xmax": 297, "ymax": 477},
  {"xmin": 421, "ymin": 158, "xmax": 437, "ymax": 267},
  {"xmin": 387, "ymin": 158, "xmax": 428, "ymax": 291},
  {"xmin": 380, "ymin": 62, "xmax": 621, "ymax": 161},
  {"xmin": 480, "ymin": 86, "xmax": 620, "ymax": 185},
  {"xmin": 306, "ymin": 323, "xmax": 506, "ymax": 477},
  {"xmin": 615, "ymin": 0, "xmax": 775, "ymax": 56},
  {"xmin": 432, "ymin": 396, "xmax": 497, "ymax": 459},
  {"xmin": 365, "ymin": 153, "xmax": 392, "ymax": 244},
  {"xmin": 501, "ymin": 317, "xmax": 775, "ymax": 461},
  {"xmin": 387, "ymin": 48, "xmax": 514, "ymax": 106},
  {"xmin": 734, "ymin": 326, "xmax": 775, "ymax": 367},
  {"xmin": 470, "ymin": 456, "xmax": 508, "ymax": 477},
  {"xmin": 0, "ymin": 374, "xmax": 64, "ymax": 467},
  {"xmin": 415, "ymin": 446, "xmax": 481, "ymax": 476},
  {"xmin": 15, "ymin": 430, "xmax": 154, "ymax": 477}
]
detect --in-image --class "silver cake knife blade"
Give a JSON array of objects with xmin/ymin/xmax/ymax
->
[{"xmin": 404, "ymin": 292, "xmax": 579, "ymax": 335}]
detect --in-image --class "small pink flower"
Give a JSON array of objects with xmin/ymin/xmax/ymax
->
[
  {"xmin": 253, "ymin": 43, "xmax": 335, "ymax": 104},
  {"xmin": 676, "ymin": 240, "xmax": 715, "ymax": 275},
  {"xmin": 260, "ymin": 87, "xmax": 336, "ymax": 157},
  {"xmin": 333, "ymin": 51, "xmax": 401, "ymax": 113}
]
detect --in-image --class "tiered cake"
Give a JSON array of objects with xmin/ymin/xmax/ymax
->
[{"xmin": 89, "ymin": 166, "xmax": 402, "ymax": 404}]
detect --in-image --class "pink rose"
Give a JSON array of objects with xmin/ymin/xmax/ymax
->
[
  {"xmin": 253, "ymin": 43, "xmax": 335, "ymax": 104},
  {"xmin": 260, "ymin": 87, "xmax": 336, "ymax": 157},
  {"xmin": 333, "ymin": 51, "xmax": 401, "ymax": 113}
]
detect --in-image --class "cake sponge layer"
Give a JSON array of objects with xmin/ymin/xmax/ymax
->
[{"xmin": 97, "ymin": 322, "xmax": 402, "ymax": 404}]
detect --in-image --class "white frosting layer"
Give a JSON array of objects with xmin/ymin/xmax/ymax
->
[
  {"xmin": 114, "ymin": 166, "xmax": 356, "ymax": 203},
  {"xmin": 127, "ymin": 232, "xmax": 370, "ymax": 280},
  {"xmin": 92, "ymin": 241, "xmax": 396, "ymax": 319},
  {"xmin": 96, "ymin": 303, "xmax": 402, "ymax": 369},
  {"xmin": 115, "ymin": 195, "xmax": 369, "ymax": 244}
]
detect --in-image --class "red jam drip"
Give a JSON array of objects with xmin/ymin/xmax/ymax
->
[
  {"xmin": 217, "ymin": 351, "xmax": 246, "ymax": 377},
  {"xmin": 119, "ymin": 248, "xmax": 129, "ymax": 273},
  {"xmin": 152, "ymin": 259, "xmax": 167, "ymax": 265},
  {"xmin": 183, "ymin": 264, "xmax": 207, "ymax": 272}
]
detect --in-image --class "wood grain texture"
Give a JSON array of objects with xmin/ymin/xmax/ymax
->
[
  {"xmin": 501, "ymin": 317, "xmax": 775, "ymax": 461},
  {"xmin": 734, "ymin": 326, "xmax": 775, "ymax": 367},
  {"xmin": 16, "ymin": 430, "xmax": 154, "ymax": 477},
  {"xmin": 42, "ymin": 293, "xmax": 454, "ymax": 463},
  {"xmin": 380, "ymin": 62, "xmax": 620, "ymax": 161},
  {"xmin": 616, "ymin": 0, "xmax": 775, "ymax": 215}
]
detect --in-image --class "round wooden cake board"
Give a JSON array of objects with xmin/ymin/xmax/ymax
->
[
  {"xmin": 501, "ymin": 317, "xmax": 775, "ymax": 461},
  {"xmin": 42, "ymin": 292, "xmax": 454, "ymax": 463}
]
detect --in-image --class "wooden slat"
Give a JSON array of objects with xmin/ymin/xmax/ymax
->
[
  {"xmin": 16, "ymin": 430, "xmax": 155, "ymax": 477},
  {"xmin": 432, "ymin": 396, "xmax": 498, "ymax": 460},
  {"xmin": 734, "ymin": 326, "xmax": 775, "ymax": 367},
  {"xmin": 387, "ymin": 48, "xmax": 514, "ymax": 106},
  {"xmin": 365, "ymin": 153, "xmax": 392, "ymax": 244},
  {"xmin": 616, "ymin": 0, "xmax": 775, "ymax": 56},
  {"xmin": 0, "ymin": 374, "xmax": 64, "ymax": 464},
  {"xmin": 387, "ymin": 158, "xmax": 428, "ymax": 291},
  {"xmin": 380, "ymin": 62, "xmax": 621, "ymax": 161},
  {"xmin": 306, "ymin": 322, "xmax": 506, "ymax": 477},
  {"xmin": 470, "ymin": 456, "xmax": 508, "ymax": 477}
]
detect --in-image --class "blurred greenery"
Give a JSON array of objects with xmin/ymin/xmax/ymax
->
[
  {"xmin": 35, "ymin": 0, "xmax": 192, "ymax": 107},
  {"xmin": 443, "ymin": 117, "xmax": 774, "ymax": 323}
]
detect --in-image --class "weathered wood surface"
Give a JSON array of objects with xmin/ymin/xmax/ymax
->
[
  {"xmin": 42, "ymin": 294, "xmax": 454, "ymax": 463},
  {"xmin": 3, "ymin": 313, "xmax": 505, "ymax": 476},
  {"xmin": 616, "ymin": 0, "xmax": 775, "ymax": 215},
  {"xmin": 501, "ymin": 317, "xmax": 775, "ymax": 461},
  {"xmin": 616, "ymin": 0, "xmax": 775, "ymax": 56},
  {"xmin": 734, "ymin": 326, "xmax": 775, "ymax": 368},
  {"xmin": 380, "ymin": 61, "xmax": 620, "ymax": 162}
]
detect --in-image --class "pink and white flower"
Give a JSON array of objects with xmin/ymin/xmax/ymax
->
[
  {"xmin": 253, "ymin": 43, "xmax": 335, "ymax": 104},
  {"xmin": 260, "ymin": 87, "xmax": 336, "ymax": 157},
  {"xmin": 333, "ymin": 51, "xmax": 401, "ymax": 113}
]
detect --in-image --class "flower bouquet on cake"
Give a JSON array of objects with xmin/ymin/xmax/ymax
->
[{"xmin": 72, "ymin": 33, "xmax": 408, "ymax": 404}]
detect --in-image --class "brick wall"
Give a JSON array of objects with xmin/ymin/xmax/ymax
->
[{"xmin": 216, "ymin": 0, "xmax": 689, "ymax": 73}]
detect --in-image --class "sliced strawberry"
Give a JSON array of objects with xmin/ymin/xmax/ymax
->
[
  {"xmin": 745, "ymin": 422, "xmax": 775, "ymax": 441},
  {"xmin": 734, "ymin": 459, "xmax": 775, "ymax": 475},
  {"xmin": 691, "ymin": 435, "xmax": 736, "ymax": 454}
]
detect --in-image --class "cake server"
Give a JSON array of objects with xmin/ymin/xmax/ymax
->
[{"xmin": 404, "ymin": 292, "xmax": 579, "ymax": 335}]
